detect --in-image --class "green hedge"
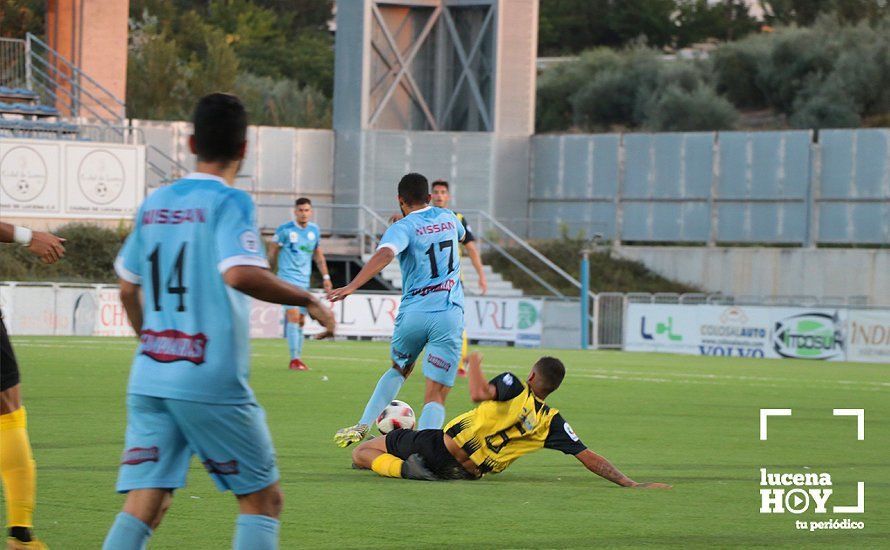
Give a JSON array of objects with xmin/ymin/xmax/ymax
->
[
  {"xmin": 539, "ymin": 15, "xmax": 890, "ymax": 132},
  {"xmin": 0, "ymin": 223, "xmax": 128, "ymax": 283}
]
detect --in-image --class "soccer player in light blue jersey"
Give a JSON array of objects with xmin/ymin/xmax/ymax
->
[
  {"xmin": 268, "ymin": 197, "xmax": 332, "ymax": 371},
  {"xmin": 329, "ymin": 173, "xmax": 466, "ymax": 447},
  {"xmin": 102, "ymin": 94, "xmax": 335, "ymax": 550}
]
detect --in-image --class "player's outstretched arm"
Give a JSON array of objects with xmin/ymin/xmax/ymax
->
[
  {"xmin": 575, "ymin": 449, "xmax": 671, "ymax": 489},
  {"xmin": 224, "ymin": 265, "xmax": 336, "ymax": 338},
  {"xmin": 0, "ymin": 221, "xmax": 66, "ymax": 264},
  {"xmin": 466, "ymin": 352, "xmax": 497, "ymax": 402},
  {"xmin": 463, "ymin": 241, "xmax": 488, "ymax": 295},
  {"xmin": 327, "ymin": 247, "xmax": 394, "ymax": 302}
]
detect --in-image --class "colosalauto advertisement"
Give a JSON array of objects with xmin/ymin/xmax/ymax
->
[{"xmin": 625, "ymin": 304, "xmax": 851, "ymax": 361}]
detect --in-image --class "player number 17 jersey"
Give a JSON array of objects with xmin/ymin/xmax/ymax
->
[{"xmin": 377, "ymin": 206, "xmax": 465, "ymax": 313}]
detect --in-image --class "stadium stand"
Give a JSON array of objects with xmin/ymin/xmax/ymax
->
[{"xmin": 0, "ymin": 81, "xmax": 72, "ymax": 139}]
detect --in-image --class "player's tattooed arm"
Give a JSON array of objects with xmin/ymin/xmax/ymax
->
[
  {"xmin": 467, "ymin": 352, "xmax": 497, "ymax": 402},
  {"xmin": 576, "ymin": 449, "xmax": 671, "ymax": 489}
]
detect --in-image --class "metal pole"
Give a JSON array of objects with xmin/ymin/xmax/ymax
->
[
  {"xmin": 580, "ymin": 250, "xmax": 590, "ymax": 350},
  {"xmin": 24, "ymin": 36, "xmax": 33, "ymax": 91}
]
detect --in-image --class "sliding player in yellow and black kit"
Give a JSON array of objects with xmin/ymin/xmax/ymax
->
[{"xmin": 352, "ymin": 352, "xmax": 671, "ymax": 488}]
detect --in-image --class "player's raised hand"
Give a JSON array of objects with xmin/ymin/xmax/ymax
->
[
  {"xmin": 306, "ymin": 298, "xmax": 336, "ymax": 339},
  {"xmin": 327, "ymin": 285, "xmax": 354, "ymax": 303},
  {"xmin": 28, "ymin": 231, "xmax": 66, "ymax": 264},
  {"xmin": 631, "ymin": 482, "xmax": 672, "ymax": 489}
]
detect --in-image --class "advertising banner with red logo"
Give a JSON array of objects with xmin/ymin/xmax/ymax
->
[{"xmin": 94, "ymin": 287, "xmax": 137, "ymax": 337}]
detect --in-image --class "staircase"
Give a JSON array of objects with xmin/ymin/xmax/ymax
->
[
  {"xmin": 366, "ymin": 254, "xmax": 523, "ymax": 297},
  {"xmin": 0, "ymin": 33, "xmax": 189, "ymax": 183}
]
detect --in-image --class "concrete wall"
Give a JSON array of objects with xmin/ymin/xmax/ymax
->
[
  {"xmin": 133, "ymin": 120, "xmax": 335, "ymax": 230},
  {"xmin": 530, "ymin": 129, "xmax": 890, "ymax": 245},
  {"xmin": 616, "ymin": 246, "xmax": 890, "ymax": 306}
]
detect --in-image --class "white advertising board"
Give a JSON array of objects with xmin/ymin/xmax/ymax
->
[
  {"xmin": 0, "ymin": 139, "xmax": 145, "ymax": 219},
  {"xmin": 260, "ymin": 293, "xmax": 544, "ymax": 345},
  {"xmin": 847, "ymin": 310, "xmax": 890, "ymax": 364},
  {"xmin": 625, "ymin": 304, "xmax": 848, "ymax": 361}
]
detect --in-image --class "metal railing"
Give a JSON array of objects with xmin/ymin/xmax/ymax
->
[
  {"xmin": 0, "ymin": 37, "xmax": 28, "ymax": 89},
  {"xmin": 1, "ymin": 34, "xmax": 189, "ymax": 187},
  {"xmin": 24, "ymin": 33, "xmax": 125, "ymax": 124},
  {"xmin": 145, "ymin": 145, "xmax": 189, "ymax": 187},
  {"xmin": 253, "ymin": 202, "xmax": 391, "ymax": 259},
  {"xmin": 459, "ymin": 209, "xmax": 594, "ymax": 300}
]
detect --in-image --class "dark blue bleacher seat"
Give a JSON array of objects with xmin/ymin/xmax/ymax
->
[
  {"xmin": 0, "ymin": 86, "xmax": 39, "ymax": 101},
  {"xmin": 0, "ymin": 101, "xmax": 59, "ymax": 118},
  {"xmin": 0, "ymin": 117, "xmax": 79, "ymax": 139}
]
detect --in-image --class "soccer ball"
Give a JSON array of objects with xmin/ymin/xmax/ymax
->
[{"xmin": 376, "ymin": 400, "xmax": 416, "ymax": 434}]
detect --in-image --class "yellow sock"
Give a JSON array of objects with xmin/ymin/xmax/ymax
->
[
  {"xmin": 371, "ymin": 453, "xmax": 404, "ymax": 478},
  {"xmin": 1, "ymin": 407, "xmax": 36, "ymax": 528}
]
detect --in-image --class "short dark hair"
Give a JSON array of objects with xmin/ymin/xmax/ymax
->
[
  {"xmin": 295, "ymin": 197, "xmax": 312, "ymax": 207},
  {"xmin": 431, "ymin": 179, "xmax": 449, "ymax": 190},
  {"xmin": 192, "ymin": 93, "xmax": 247, "ymax": 162},
  {"xmin": 533, "ymin": 356, "xmax": 566, "ymax": 394},
  {"xmin": 397, "ymin": 173, "xmax": 430, "ymax": 206}
]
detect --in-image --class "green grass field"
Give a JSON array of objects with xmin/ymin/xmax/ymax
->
[{"xmin": 2, "ymin": 337, "xmax": 888, "ymax": 548}]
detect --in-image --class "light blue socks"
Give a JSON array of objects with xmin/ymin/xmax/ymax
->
[
  {"xmin": 234, "ymin": 514, "xmax": 279, "ymax": 550},
  {"xmin": 358, "ymin": 368, "xmax": 406, "ymax": 426},
  {"xmin": 417, "ymin": 401, "xmax": 446, "ymax": 430},
  {"xmin": 103, "ymin": 511, "xmax": 278, "ymax": 550},
  {"xmin": 286, "ymin": 322, "xmax": 303, "ymax": 360},
  {"xmin": 103, "ymin": 512, "xmax": 152, "ymax": 550}
]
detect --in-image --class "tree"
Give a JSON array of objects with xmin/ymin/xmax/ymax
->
[
  {"xmin": 538, "ymin": 0, "xmax": 619, "ymax": 55},
  {"xmin": 207, "ymin": 0, "xmax": 293, "ymax": 79},
  {"xmin": 235, "ymin": 73, "xmax": 331, "ymax": 128},
  {"xmin": 0, "ymin": 0, "xmax": 44, "ymax": 38},
  {"xmin": 539, "ymin": 0, "xmax": 759, "ymax": 55},
  {"xmin": 673, "ymin": 0, "xmax": 759, "ymax": 46},
  {"xmin": 711, "ymin": 35, "xmax": 772, "ymax": 108},
  {"xmin": 126, "ymin": 11, "xmax": 239, "ymax": 121},
  {"xmin": 255, "ymin": 0, "xmax": 333, "ymax": 32},
  {"xmin": 645, "ymin": 84, "xmax": 738, "ymax": 131},
  {"xmin": 759, "ymin": 0, "xmax": 888, "ymax": 26},
  {"xmin": 126, "ymin": 15, "xmax": 191, "ymax": 120}
]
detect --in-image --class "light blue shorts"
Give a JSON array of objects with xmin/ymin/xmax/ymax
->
[
  {"xmin": 282, "ymin": 304, "xmax": 307, "ymax": 316},
  {"xmin": 391, "ymin": 307, "xmax": 464, "ymax": 387},
  {"xmin": 281, "ymin": 280, "xmax": 309, "ymax": 316},
  {"xmin": 115, "ymin": 394, "xmax": 279, "ymax": 495}
]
